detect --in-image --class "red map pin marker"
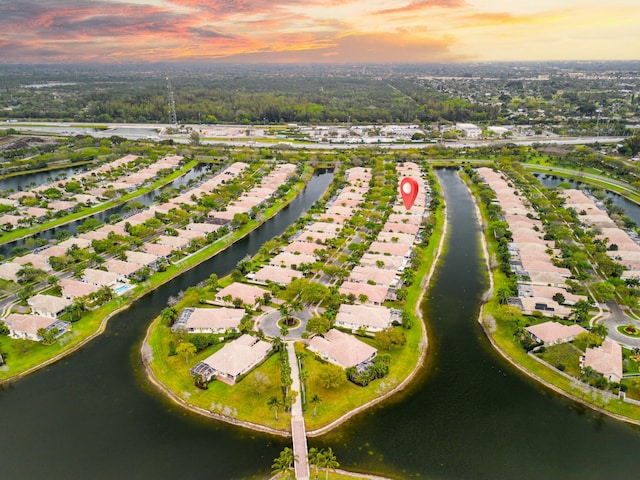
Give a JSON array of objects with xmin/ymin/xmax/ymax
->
[{"xmin": 400, "ymin": 177, "xmax": 419, "ymax": 211}]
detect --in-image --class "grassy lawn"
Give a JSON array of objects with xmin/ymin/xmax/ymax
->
[
  {"xmin": 0, "ymin": 167, "xmax": 313, "ymax": 383},
  {"xmin": 0, "ymin": 294, "xmax": 130, "ymax": 380},
  {"xmin": 536, "ymin": 343, "xmax": 582, "ymax": 377},
  {"xmin": 146, "ymin": 316, "xmax": 290, "ymax": 430}
]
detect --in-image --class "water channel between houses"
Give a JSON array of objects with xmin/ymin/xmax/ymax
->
[
  {"xmin": 0, "ymin": 163, "xmax": 212, "ymax": 258},
  {"xmin": 2, "ymin": 168, "xmax": 640, "ymax": 480}
]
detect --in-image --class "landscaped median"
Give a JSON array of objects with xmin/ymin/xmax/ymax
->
[
  {"xmin": 141, "ymin": 167, "xmax": 446, "ymax": 435},
  {"xmin": 0, "ymin": 166, "xmax": 314, "ymax": 384}
]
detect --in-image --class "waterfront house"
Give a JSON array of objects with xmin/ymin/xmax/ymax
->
[
  {"xmin": 334, "ymin": 304, "xmax": 400, "ymax": 333},
  {"xmin": 583, "ymin": 338, "xmax": 623, "ymax": 382},
  {"xmin": 190, "ymin": 334, "xmax": 272, "ymax": 384},
  {"xmin": 4, "ymin": 313, "xmax": 71, "ymax": 342},
  {"xmin": 525, "ymin": 321, "xmax": 586, "ymax": 345},
  {"xmin": 338, "ymin": 282, "xmax": 388, "ymax": 306},
  {"xmin": 82, "ymin": 268, "xmax": 122, "ymax": 287},
  {"xmin": 59, "ymin": 278, "xmax": 100, "ymax": 300},
  {"xmin": 308, "ymin": 329, "xmax": 377, "ymax": 368},
  {"xmin": 171, "ymin": 307, "xmax": 245, "ymax": 334}
]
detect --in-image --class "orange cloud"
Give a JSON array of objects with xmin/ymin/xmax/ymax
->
[{"xmin": 373, "ymin": 0, "xmax": 466, "ymax": 16}]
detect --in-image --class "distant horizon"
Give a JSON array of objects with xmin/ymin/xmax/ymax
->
[
  {"xmin": 1, "ymin": 1, "xmax": 639, "ymax": 65},
  {"xmin": 2, "ymin": 59, "xmax": 640, "ymax": 69}
]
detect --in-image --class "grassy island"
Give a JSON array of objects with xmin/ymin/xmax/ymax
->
[{"xmin": 143, "ymin": 157, "xmax": 446, "ymax": 435}]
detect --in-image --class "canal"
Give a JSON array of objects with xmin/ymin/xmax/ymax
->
[
  {"xmin": 0, "ymin": 163, "xmax": 213, "ymax": 258},
  {"xmin": 534, "ymin": 173, "xmax": 640, "ymax": 225},
  {"xmin": 3, "ymin": 168, "xmax": 640, "ymax": 479},
  {"xmin": 312, "ymin": 169, "xmax": 640, "ymax": 479},
  {"xmin": 0, "ymin": 169, "xmax": 332, "ymax": 480}
]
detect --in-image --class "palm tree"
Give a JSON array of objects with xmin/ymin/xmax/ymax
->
[
  {"xmin": 267, "ymin": 396, "xmax": 282, "ymax": 421},
  {"xmin": 308, "ymin": 447, "xmax": 323, "ymax": 480},
  {"xmin": 591, "ymin": 323, "xmax": 609, "ymax": 339},
  {"xmin": 271, "ymin": 447, "xmax": 297, "ymax": 479},
  {"xmin": 290, "ymin": 298, "xmax": 303, "ymax": 313},
  {"xmin": 496, "ymin": 287, "xmax": 512, "ymax": 305},
  {"xmin": 280, "ymin": 325, "xmax": 290, "ymax": 338},
  {"xmin": 310, "ymin": 394, "xmax": 322, "ymax": 418},
  {"xmin": 320, "ymin": 447, "xmax": 339, "ymax": 480},
  {"xmin": 272, "ymin": 336, "xmax": 283, "ymax": 352}
]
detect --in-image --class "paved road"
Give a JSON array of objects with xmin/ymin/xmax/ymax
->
[
  {"xmin": 257, "ymin": 306, "xmax": 312, "ymax": 340},
  {"xmin": 601, "ymin": 301, "xmax": 640, "ymax": 348}
]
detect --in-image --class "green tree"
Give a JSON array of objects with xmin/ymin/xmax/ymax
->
[
  {"xmin": 161, "ymin": 307, "xmax": 179, "ymax": 326},
  {"xmin": 271, "ymin": 447, "xmax": 296, "ymax": 479},
  {"xmin": 318, "ymin": 363, "xmax": 346, "ymax": 390},
  {"xmin": 308, "ymin": 447, "xmax": 323, "ymax": 480},
  {"xmin": 319, "ymin": 447, "xmax": 339, "ymax": 480},
  {"xmin": 17, "ymin": 284, "xmax": 34, "ymax": 303},
  {"xmin": 571, "ymin": 300, "xmax": 591, "ymax": 324},
  {"xmin": 374, "ymin": 327, "xmax": 407, "ymax": 351},
  {"xmin": 590, "ymin": 323, "xmax": 609, "ymax": 339},
  {"xmin": 37, "ymin": 327, "xmax": 59, "ymax": 345},
  {"xmin": 175, "ymin": 342, "xmax": 196, "ymax": 363},
  {"xmin": 496, "ymin": 287, "xmax": 512, "ymax": 305},
  {"xmin": 267, "ymin": 396, "xmax": 283, "ymax": 420},
  {"xmin": 310, "ymin": 393, "xmax": 322, "ymax": 418},
  {"xmin": 280, "ymin": 325, "xmax": 290, "ymax": 337}
]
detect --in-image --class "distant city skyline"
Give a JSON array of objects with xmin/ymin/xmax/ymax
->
[{"xmin": 1, "ymin": 0, "xmax": 639, "ymax": 64}]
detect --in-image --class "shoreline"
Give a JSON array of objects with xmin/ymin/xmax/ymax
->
[
  {"xmin": 138, "ymin": 177, "xmax": 449, "ymax": 440},
  {"xmin": 468, "ymin": 171, "xmax": 640, "ymax": 429},
  {"xmin": 0, "ymin": 169, "xmax": 312, "ymax": 385},
  {"xmin": 307, "ymin": 199, "xmax": 447, "ymax": 437}
]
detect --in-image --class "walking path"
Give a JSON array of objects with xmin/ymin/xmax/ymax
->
[{"xmin": 287, "ymin": 342, "xmax": 310, "ymax": 479}]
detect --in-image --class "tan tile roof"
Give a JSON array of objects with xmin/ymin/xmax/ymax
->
[
  {"xmin": 5, "ymin": 313, "xmax": 60, "ymax": 336},
  {"xmin": 199, "ymin": 334, "xmax": 271, "ymax": 380},
  {"xmin": 253, "ymin": 265, "xmax": 303, "ymax": 285},
  {"xmin": 584, "ymin": 339, "xmax": 623, "ymax": 381},
  {"xmin": 216, "ymin": 282, "xmax": 268, "ymax": 305},
  {"xmin": 60, "ymin": 278, "xmax": 100, "ymax": 298},
  {"xmin": 28, "ymin": 294, "xmax": 72, "ymax": 316},
  {"xmin": 335, "ymin": 304, "xmax": 395, "ymax": 331},
  {"xmin": 308, "ymin": 329, "xmax": 377, "ymax": 368}
]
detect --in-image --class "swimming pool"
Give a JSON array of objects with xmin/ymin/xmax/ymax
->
[{"xmin": 113, "ymin": 283, "xmax": 134, "ymax": 295}]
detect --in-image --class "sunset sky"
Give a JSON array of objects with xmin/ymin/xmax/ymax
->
[{"xmin": 1, "ymin": 0, "xmax": 639, "ymax": 64}]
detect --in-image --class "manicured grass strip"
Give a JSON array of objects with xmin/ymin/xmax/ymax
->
[
  {"xmin": 0, "ymin": 167, "xmax": 313, "ymax": 382},
  {"xmin": 523, "ymin": 164, "xmax": 640, "ymax": 204},
  {"xmin": 0, "ymin": 160, "xmax": 199, "ymax": 246}
]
